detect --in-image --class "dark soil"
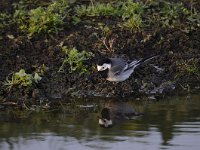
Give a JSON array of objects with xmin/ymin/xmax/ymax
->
[{"xmin": 0, "ymin": 0, "xmax": 200, "ymax": 108}]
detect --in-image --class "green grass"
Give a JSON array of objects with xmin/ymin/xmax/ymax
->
[
  {"xmin": 123, "ymin": 14, "xmax": 142, "ymax": 31},
  {"xmin": 0, "ymin": 13, "xmax": 12, "ymax": 30},
  {"xmin": 97, "ymin": 23, "xmax": 111, "ymax": 36},
  {"xmin": 76, "ymin": 0, "xmax": 143, "ymax": 18},
  {"xmin": 10, "ymin": 0, "xmax": 198, "ymax": 35},
  {"xmin": 158, "ymin": 2, "xmax": 189, "ymax": 28},
  {"xmin": 75, "ymin": 0, "xmax": 144, "ymax": 31},
  {"xmin": 76, "ymin": 3, "xmax": 117, "ymax": 17},
  {"xmin": 144, "ymin": 1, "xmax": 200, "ymax": 30},
  {"xmin": 176, "ymin": 59, "xmax": 200, "ymax": 77},
  {"xmin": 13, "ymin": 0, "xmax": 69, "ymax": 36},
  {"xmin": 2, "ymin": 0, "xmax": 198, "ymax": 37}
]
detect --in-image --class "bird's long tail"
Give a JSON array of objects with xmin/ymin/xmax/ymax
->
[{"xmin": 127, "ymin": 55, "xmax": 158, "ymax": 70}]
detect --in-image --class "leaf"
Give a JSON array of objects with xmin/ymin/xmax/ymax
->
[
  {"xmin": 34, "ymin": 73, "xmax": 42, "ymax": 83},
  {"xmin": 15, "ymin": 69, "xmax": 26, "ymax": 77}
]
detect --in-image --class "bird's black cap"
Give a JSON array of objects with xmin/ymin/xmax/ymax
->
[
  {"xmin": 97, "ymin": 58, "xmax": 111, "ymax": 65},
  {"xmin": 101, "ymin": 108, "xmax": 110, "ymax": 120}
]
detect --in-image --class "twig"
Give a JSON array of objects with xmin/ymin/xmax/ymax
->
[{"xmin": 102, "ymin": 37, "xmax": 115, "ymax": 53}]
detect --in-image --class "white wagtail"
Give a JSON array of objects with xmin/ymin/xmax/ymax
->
[{"xmin": 97, "ymin": 56, "xmax": 157, "ymax": 82}]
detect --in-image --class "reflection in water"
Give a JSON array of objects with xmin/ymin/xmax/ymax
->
[
  {"xmin": 0, "ymin": 94, "xmax": 200, "ymax": 150},
  {"xmin": 98, "ymin": 100, "xmax": 142, "ymax": 128}
]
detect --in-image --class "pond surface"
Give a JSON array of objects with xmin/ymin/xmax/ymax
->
[{"xmin": 0, "ymin": 94, "xmax": 200, "ymax": 150}]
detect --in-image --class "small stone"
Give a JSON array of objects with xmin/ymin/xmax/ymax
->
[
  {"xmin": 136, "ymin": 98, "xmax": 140, "ymax": 101},
  {"xmin": 148, "ymin": 95, "xmax": 156, "ymax": 100},
  {"xmin": 0, "ymin": 105, "xmax": 5, "ymax": 109}
]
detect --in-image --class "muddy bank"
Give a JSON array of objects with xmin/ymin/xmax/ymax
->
[{"xmin": 0, "ymin": 0, "xmax": 200, "ymax": 107}]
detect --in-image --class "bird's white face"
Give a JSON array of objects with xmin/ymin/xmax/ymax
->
[
  {"xmin": 97, "ymin": 63, "xmax": 111, "ymax": 71},
  {"xmin": 99, "ymin": 118, "xmax": 113, "ymax": 127}
]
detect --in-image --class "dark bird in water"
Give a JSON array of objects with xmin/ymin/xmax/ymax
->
[{"xmin": 98, "ymin": 100, "xmax": 142, "ymax": 128}]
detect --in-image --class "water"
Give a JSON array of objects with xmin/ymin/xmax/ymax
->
[{"xmin": 0, "ymin": 94, "xmax": 200, "ymax": 150}]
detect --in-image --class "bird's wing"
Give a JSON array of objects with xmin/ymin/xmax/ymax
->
[
  {"xmin": 125, "ymin": 55, "xmax": 158, "ymax": 71},
  {"xmin": 110, "ymin": 58, "xmax": 127, "ymax": 75},
  {"xmin": 126, "ymin": 60, "xmax": 141, "ymax": 70},
  {"xmin": 110, "ymin": 58, "xmax": 127, "ymax": 65},
  {"xmin": 110, "ymin": 65, "xmax": 123, "ymax": 75}
]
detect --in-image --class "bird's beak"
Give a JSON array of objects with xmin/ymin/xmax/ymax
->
[{"xmin": 97, "ymin": 65, "xmax": 101, "ymax": 71}]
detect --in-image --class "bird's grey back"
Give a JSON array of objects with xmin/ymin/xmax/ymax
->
[
  {"xmin": 105, "ymin": 101, "xmax": 137, "ymax": 120},
  {"xmin": 110, "ymin": 58, "xmax": 127, "ymax": 66},
  {"xmin": 110, "ymin": 58, "xmax": 127, "ymax": 73}
]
